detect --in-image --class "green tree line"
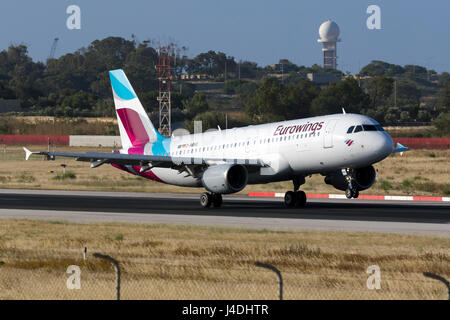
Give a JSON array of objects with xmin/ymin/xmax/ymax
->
[{"xmin": 0, "ymin": 37, "xmax": 448, "ymax": 135}]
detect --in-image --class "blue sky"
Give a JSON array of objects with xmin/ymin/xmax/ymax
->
[{"xmin": 1, "ymin": 0, "xmax": 449, "ymax": 74}]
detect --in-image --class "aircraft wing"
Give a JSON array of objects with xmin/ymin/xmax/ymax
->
[{"xmin": 23, "ymin": 147, "xmax": 265, "ymax": 170}]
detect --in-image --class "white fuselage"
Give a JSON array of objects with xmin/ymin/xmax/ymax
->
[{"xmin": 122, "ymin": 113, "xmax": 394, "ymax": 188}]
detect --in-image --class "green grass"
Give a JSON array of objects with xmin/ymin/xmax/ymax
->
[
  {"xmin": 52, "ymin": 171, "xmax": 77, "ymax": 180},
  {"xmin": 379, "ymin": 179, "xmax": 393, "ymax": 191},
  {"xmin": 16, "ymin": 172, "xmax": 36, "ymax": 183},
  {"xmin": 115, "ymin": 234, "xmax": 124, "ymax": 241},
  {"xmin": 402, "ymin": 179, "xmax": 413, "ymax": 188}
]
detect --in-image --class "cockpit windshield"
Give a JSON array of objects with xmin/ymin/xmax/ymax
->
[
  {"xmin": 347, "ymin": 124, "xmax": 385, "ymax": 133},
  {"xmin": 363, "ymin": 125, "xmax": 377, "ymax": 131}
]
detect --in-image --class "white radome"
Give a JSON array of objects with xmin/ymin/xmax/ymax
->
[{"xmin": 318, "ymin": 20, "xmax": 340, "ymax": 41}]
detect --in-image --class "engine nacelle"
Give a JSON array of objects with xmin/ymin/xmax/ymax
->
[
  {"xmin": 201, "ymin": 164, "xmax": 248, "ymax": 194},
  {"xmin": 324, "ymin": 165, "xmax": 376, "ymax": 191}
]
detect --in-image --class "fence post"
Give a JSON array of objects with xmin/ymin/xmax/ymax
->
[
  {"xmin": 255, "ymin": 262, "xmax": 283, "ymax": 300},
  {"xmin": 423, "ymin": 272, "xmax": 450, "ymax": 300},
  {"xmin": 93, "ymin": 253, "xmax": 121, "ymax": 300}
]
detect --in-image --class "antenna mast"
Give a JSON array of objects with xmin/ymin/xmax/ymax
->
[{"xmin": 156, "ymin": 45, "xmax": 173, "ymax": 137}]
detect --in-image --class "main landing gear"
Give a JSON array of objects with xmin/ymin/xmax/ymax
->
[
  {"xmin": 200, "ymin": 192, "xmax": 223, "ymax": 208},
  {"xmin": 284, "ymin": 176, "xmax": 307, "ymax": 208},
  {"xmin": 342, "ymin": 168, "xmax": 359, "ymax": 199}
]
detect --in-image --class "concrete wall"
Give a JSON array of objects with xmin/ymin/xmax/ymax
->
[{"xmin": 69, "ymin": 135, "xmax": 121, "ymax": 147}]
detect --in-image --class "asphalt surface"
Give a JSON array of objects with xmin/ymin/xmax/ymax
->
[{"xmin": 0, "ymin": 189, "xmax": 449, "ymax": 235}]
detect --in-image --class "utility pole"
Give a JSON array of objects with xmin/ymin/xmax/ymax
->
[
  {"xmin": 394, "ymin": 80, "xmax": 397, "ymax": 108},
  {"xmin": 224, "ymin": 59, "xmax": 227, "ymax": 82},
  {"xmin": 238, "ymin": 60, "xmax": 241, "ymax": 80}
]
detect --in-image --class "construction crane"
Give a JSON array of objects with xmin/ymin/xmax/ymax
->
[{"xmin": 47, "ymin": 38, "xmax": 59, "ymax": 61}]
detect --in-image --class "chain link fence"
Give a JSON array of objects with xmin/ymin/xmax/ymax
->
[{"xmin": 0, "ymin": 248, "xmax": 448, "ymax": 300}]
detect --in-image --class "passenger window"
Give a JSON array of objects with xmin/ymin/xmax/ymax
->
[
  {"xmin": 347, "ymin": 126, "xmax": 355, "ymax": 134},
  {"xmin": 354, "ymin": 125, "xmax": 363, "ymax": 133}
]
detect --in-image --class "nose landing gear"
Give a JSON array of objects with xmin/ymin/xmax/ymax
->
[{"xmin": 342, "ymin": 168, "xmax": 359, "ymax": 199}]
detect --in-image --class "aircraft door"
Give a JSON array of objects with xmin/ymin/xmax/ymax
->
[{"xmin": 323, "ymin": 119, "xmax": 337, "ymax": 148}]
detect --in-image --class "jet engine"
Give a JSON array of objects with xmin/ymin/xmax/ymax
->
[
  {"xmin": 201, "ymin": 164, "xmax": 248, "ymax": 194},
  {"xmin": 324, "ymin": 165, "xmax": 376, "ymax": 191}
]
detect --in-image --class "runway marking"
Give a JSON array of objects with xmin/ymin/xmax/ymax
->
[{"xmin": 250, "ymin": 192, "xmax": 450, "ymax": 202}]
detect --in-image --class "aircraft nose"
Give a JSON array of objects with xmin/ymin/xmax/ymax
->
[{"xmin": 376, "ymin": 134, "xmax": 394, "ymax": 157}]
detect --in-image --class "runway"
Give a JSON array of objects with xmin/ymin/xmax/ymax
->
[{"xmin": 0, "ymin": 189, "xmax": 449, "ymax": 235}]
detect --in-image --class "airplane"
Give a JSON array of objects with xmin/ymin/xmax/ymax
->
[{"xmin": 24, "ymin": 69, "xmax": 409, "ymax": 208}]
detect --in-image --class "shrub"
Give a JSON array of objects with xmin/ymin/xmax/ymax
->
[
  {"xmin": 53, "ymin": 171, "xmax": 77, "ymax": 180},
  {"xmin": 379, "ymin": 179, "xmax": 392, "ymax": 191},
  {"xmin": 115, "ymin": 234, "xmax": 124, "ymax": 241},
  {"xmin": 17, "ymin": 173, "xmax": 36, "ymax": 183},
  {"xmin": 402, "ymin": 179, "xmax": 412, "ymax": 188}
]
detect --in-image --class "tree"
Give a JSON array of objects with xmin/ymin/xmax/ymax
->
[
  {"xmin": 238, "ymin": 61, "xmax": 260, "ymax": 79},
  {"xmin": 360, "ymin": 60, "xmax": 405, "ymax": 77},
  {"xmin": 438, "ymin": 72, "xmax": 450, "ymax": 87},
  {"xmin": 187, "ymin": 51, "xmax": 237, "ymax": 77},
  {"xmin": 244, "ymin": 78, "xmax": 319, "ymax": 122},
  {"xmin": 366, "ymin": 76, "xmax": 394, "ymax": 108},
  {"xmin": 432, "ymin": 112, "xmax": 450, "ymax": 135},
  {"xmin": 442, "ymin": 82, "xmax": 450, "ymax": 113},
  {"xmin": 310, "ymin": 78, "xmax": 370, "ymax": 116},
  {"xmin": 184, "ymin": 93, "xmax": 209, "ymax": 118},
  {"xmin": 187, "ymin": 111, "xmax": 227, "ymax": 132},
  {"xmin": 277, "ymin": 59, "xmax": 299, "ymax": 73},
  {"xmin": 224, "ymin": 79, "xmax": 248, "ymax": 94},
  {"xmin": 394, "ymin": 80, "xmax": 421, "ymax": 105}
]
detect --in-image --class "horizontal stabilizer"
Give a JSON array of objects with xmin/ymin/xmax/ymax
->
[
  {"xmin": 23, "ymin": 147, "xmax": 40, "ymax": 160},
  {"xmin": 392, "ymin": 142, "xmax": 409, "ymax": 155}
]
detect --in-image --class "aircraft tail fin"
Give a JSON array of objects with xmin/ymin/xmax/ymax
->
[{"xmin": 109, "ymin": 69, "xmax": 163, "ymax": 151}]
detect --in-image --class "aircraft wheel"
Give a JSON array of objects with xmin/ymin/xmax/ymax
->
[
  {"xmin": 200, "ymin": 193, "xmax": 212, "ymax": 208},
  {"xmin": 295, "ymin": 191, "xmax": 307, "ymax": 207},
  {"xmin": 345, "ymin": 188, "xmax": 353, "ymax": 199},
  {"xmin": 212, "ymin": 194, "xmax": 223, "ymax": 208},
  {"xmin": 352, "ymin": 189, "xmax": 359, "ymax": 199},
  {"xmin": 284, "ymin": 191, "xmax": 296, "ymax": 207}
]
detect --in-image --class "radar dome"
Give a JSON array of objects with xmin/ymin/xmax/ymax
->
[{"xmin": 318, "ymin": 20, "xmax": 340, "ymax": 41}]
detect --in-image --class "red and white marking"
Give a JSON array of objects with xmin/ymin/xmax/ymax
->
[{"xmin": 248, "ymin": 192, "xmax": 450, "ymax": 202}]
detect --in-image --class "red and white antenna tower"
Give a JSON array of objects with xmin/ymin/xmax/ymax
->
[{"xmin": 156, "ymin": 45, "xmax": 173, "ymax": 137}]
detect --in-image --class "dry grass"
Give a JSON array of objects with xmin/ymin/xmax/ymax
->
[
  {"xmin": 383, "ymin": 126, "xmax": 435, "ymax": 137},
  {"xmin": 0, "ymin": 220, "xmax": 448, "ymax": 300},
  {"xmin": 0, "ymin": 116, "xmax": 118, "ymax": 135},
  {"xmin": 0, "ymin": 146, "xmax": 448, "ymax": 196}
]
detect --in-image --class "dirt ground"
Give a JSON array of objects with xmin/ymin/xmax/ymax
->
[{"xmin": 0, "ymin": 146, "xmax": 448, "ymax": 196}]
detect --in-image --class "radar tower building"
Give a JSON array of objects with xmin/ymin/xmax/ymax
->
[{"xmin": 317, "ymin": 20, "xmax": 341, "ymax": 70}]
